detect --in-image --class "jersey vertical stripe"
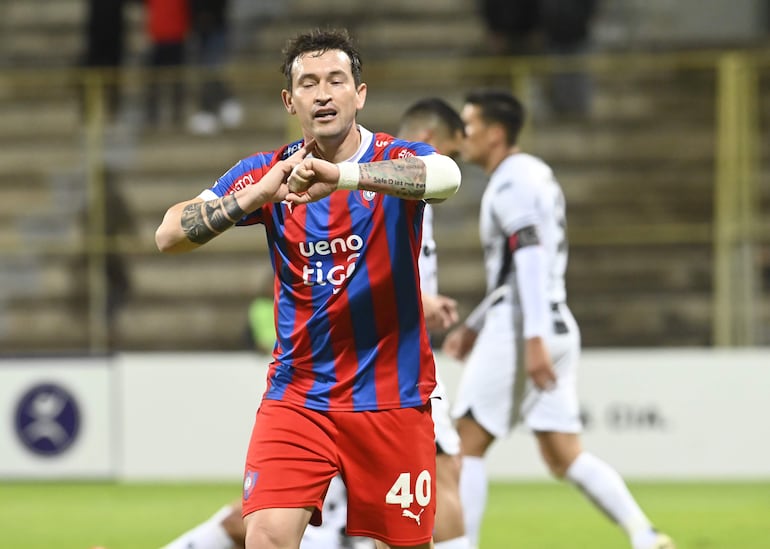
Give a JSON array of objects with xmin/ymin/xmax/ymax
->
[{"xmin": 324, "ymin": 191, "xmax": 358, "ymax": 407}]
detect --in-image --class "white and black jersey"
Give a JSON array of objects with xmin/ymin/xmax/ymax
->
[
  {"xmin": 479, "ymin": 152, "xmax": 568, "ymax": 307},
  {"xmin": 453, "ymin": 152, "xmax": 582, "ymax": 436}
]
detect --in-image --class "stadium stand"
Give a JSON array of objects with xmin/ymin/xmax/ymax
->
[{"xmin": 0, "ymin": 0, "xmax": 766, "ymax": 352}]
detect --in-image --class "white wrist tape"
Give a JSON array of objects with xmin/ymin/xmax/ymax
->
[
  {"xmin": 336, "ymin": 162, "xmax": 360, "ymax": 190},
  {"xmin": 418, "ymin": 154, "xmax": 462, "ymax": 200}
]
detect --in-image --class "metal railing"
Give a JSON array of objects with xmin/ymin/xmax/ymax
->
[{"xmin": 0, "ymin": 49, "xmax": 767, "ymax": 352}]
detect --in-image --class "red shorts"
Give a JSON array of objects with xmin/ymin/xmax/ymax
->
[{"xmin": 242, "ymin": 398, "xmax": 436, "ymax": 546}]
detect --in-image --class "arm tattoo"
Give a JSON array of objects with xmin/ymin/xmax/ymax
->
[
  {"xmin": 181, "ymin": 194, "xmax": 246, "ymax": 244},
  {"xmin": 359, "ymin": 157, "xmax": 426, "ymax": 199}
]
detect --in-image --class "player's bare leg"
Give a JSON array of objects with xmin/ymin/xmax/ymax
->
[
  {"xmin": 433, "ymin": 453, "xmax": 469, "ymax": 548},
  {"xmin": 244, "ymin": 507, "xmax": 313, "ymax": 549},
  {"xmin": 535, "ymin": 431, "xmax": 675, "ymax": 549}
]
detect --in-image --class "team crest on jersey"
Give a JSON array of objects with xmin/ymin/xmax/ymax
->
[{"xmin": 361, "ymin": 190, "xmax": 376, "ymax": 201}]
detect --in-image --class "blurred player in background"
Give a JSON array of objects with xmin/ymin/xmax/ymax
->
[
  {"xmin": 160, "ymin": 97, "xmax": 468, "ymax": 549},
  {"xmin": 442, "ymin": 89, "xmax": 674, "ymax": 549},
  {"xmin": 398, "ymin": 98, "xmax": 469, "ymax": 549},
  {"xmin": 155, "ymin": 27, "xmax": 460, "ymax": 549}
]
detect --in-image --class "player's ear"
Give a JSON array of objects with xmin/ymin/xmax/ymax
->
[
  {"xmin": 355, "ymin": 82, "xmax": 367, "ymax": 111},
  {"xmin": 281, "ymin": 90, "xmax": 296, "ymax": 114}
]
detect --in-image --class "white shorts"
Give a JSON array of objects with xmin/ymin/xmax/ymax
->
[
  {"xmin": 431, "ymin": 371, "xmax": 460, "ymax": 456},
  {"xmin": 451, "ymin": 301, "xmax": 582, "ymax": 438}
]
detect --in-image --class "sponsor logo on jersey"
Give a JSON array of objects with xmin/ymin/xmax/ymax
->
[
  {"xmin": 402, "ymin": 508, "xmax": 425, "ymax": 525},
  {"xmin": 14, "ymin": 383, "xmax": 80, "ymax": 456},
  {"xmin": 398, "ymin": 148, "xmax": 415, "ymax": 159},
  {"xmin": 284, "ymin": 141, "xmax": 303, "ymax": 158},
  {"xmin": 375, "ymin": 139, "xmax": 391, "ymax": 148},
  {"xmin": 232, "ymin": 172, "xmax": 255, "ymax": 191},
  {"xmin": 298, "ymin": 234, "xmax": 363, "ymax": 293}
]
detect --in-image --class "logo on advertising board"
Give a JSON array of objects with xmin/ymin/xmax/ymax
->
[{"xmin": 14, "ymin": 383, "xmax": 81, "ymax": 456}]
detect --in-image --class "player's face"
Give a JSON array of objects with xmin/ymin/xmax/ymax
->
[
  {"xmin": 430, "ymin": 128, "xmax": 464, "ymax": 160},
  {"xmin": 282, "ymin": 50, "xmax": 367, "ymax": 142},
  {"xmin": 460, "ymin": 104, "xmax": 490, "ymax": 166}
]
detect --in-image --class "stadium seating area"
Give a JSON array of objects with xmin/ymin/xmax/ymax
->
[{"xmin": 0, "ymin": 0, "xmax": 767, "ymax": 353}]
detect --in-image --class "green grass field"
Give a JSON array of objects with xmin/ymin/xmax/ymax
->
[{"xmin": 0, "ymin": 481, "xmax": 767, "ymax": 548}]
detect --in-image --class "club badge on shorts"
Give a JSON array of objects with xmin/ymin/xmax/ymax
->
[{"xmin": 243, "ymin": 470, "xmax": 259, "ymax": 500}]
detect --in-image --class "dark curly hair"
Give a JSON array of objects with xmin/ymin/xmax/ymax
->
[{"xmin": 281, "ymin": 28, "xmax": 363, "ymax": 91}]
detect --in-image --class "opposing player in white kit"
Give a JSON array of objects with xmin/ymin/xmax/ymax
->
[{"xmin": 442, "ymin": 90, "xmax": 675, "ymax": 549}]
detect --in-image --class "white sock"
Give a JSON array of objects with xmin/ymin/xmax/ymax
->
[
  {"xmin": 161, "ymin": 505, "xmax": 236, "ymax": 549},
  {"xmin": 566, "ymin": 452, "xmax": 656, "ymax": 548},
  {"xmin": 435, "ymin": 536, "xmax": 471, "ymax": 549},
  {"xmin": 459, "ymin": 456, "xmax": 487, "ymax": 548}
]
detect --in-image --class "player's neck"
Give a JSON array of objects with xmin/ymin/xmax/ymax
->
[
  {"xmin": 485, "ymin": 145, "xmax": 520, "ymax": 174},
  {"xmin": 312, "ymin": 125, "xmax": 362, "ymax": 163}
]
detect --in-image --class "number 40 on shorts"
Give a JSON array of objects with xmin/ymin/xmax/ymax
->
[{"xmin": 385, "ymin": 470, "xmax": 432, "ymax": 508}]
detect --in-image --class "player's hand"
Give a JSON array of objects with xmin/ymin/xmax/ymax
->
[
  {"xmin": 285, "ymin": 157, "xmax": 340, "ymax": 205},
  {"xmin": 442, "ymin": 324, "xmax": 478, "ymax": 361},
  {"xmin": 247, "ymin": 139, "xmax": 315, "ymax": 205},
  {"xmin": 525, "ymin": 336, "xmax": 557, "ymax": 391},
  {"xmin": 422, "ymin": 293, "xmax": 459, "ymax": 331}
]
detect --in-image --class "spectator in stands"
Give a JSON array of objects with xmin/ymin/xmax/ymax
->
[
  {"xmin": 81, "ymin": 0, "xmax": 128, "ymax": 121},
  {"xmin": 144, "ymin": 0, "xmax": 190, "ymax": 128},
  {"xmin": 476, "ymin": 0, "xmax": 598, "ymax": 114},
  {"xmin": 539, "ymin": 0, "xmax": 597, "ymax": 114},
  {"xmin": 187, "ymin": 0, "xmax": 244, "ymax": 135},
  {"xmin": 478, "ymin": 0, "xmax": 541, "ymax": 55}
]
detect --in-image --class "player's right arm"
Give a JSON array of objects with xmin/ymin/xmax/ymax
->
[
  {"xmin": 155, "ymin": 141, "xmax": 313, "ymax": 254},
  {"xmin": 285, "ymin": 154, "xmax": 461, "ymax": 204}
]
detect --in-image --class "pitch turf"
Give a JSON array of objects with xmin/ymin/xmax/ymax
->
[{"xmin": 0, "ymin": 481, "xmax": 767, "ymax": 548}]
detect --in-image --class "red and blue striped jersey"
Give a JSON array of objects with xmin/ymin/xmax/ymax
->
[{"xmin": 199, "ymin": 127, "xmax": 437, "ymax": 411}]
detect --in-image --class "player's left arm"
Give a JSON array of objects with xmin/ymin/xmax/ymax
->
[
  {"xmin": 510, "ymin": 225, "xmax": 557, "ymax": 391},
  {"xmin": 285, "ymin": 155, "xmax": 461, "ymax": 204}
]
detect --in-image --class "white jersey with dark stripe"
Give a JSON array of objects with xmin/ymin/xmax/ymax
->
[
  {"xmin": 479, "ymin": 152, "xmax": 568, "ymax": 307},
  {"xmin": 417, "ymin": 204, "xmax": 437, "ymax": 295}
]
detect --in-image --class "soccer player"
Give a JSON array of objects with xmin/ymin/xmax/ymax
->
[
  {"xmin": 160, "ymin": 97, "xmax": 468, "ymax": 549},
  {"xmin": 398, "ymin": 98, "xmax": 469, "ymax": 549},
  {"xmin": 442, "ymin": 89, "xmax": 675, "ymax": 549},
  {"xmin": 155, "ymin": 27, "xmax": 461, "ymax": 549}
]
